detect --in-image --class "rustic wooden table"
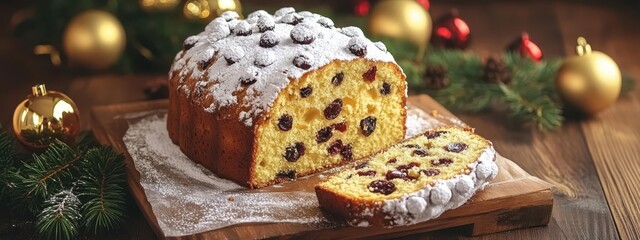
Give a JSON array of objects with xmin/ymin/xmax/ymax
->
[{"xmin": 1, "ymin": 1, "xmax": 638, "ymax": 239}]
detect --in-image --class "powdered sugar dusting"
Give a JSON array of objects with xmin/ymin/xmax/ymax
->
[
  {"xmin": 171, "ymin": 8, "xmax": 397, "ymax": 127},
  {"xmin": 122, "ymin": 105, "xmax": 447, "ymax": 236}
]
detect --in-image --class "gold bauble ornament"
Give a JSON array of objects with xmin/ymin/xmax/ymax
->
[
  {"xmin": 183, "ymin": 0, "xmax": 242, "ymax": 21},
  {"xmin": 368, "ymin": 0, "xmax": 432, "ymax": 59},
  {"xmin": 13, "ymin": 84, "xmax": 80, "ymax": 151},
  {"xmin": 139, "ymin": 0, "xmax": 181, "ymax": 12},
  {"xmin": 556, "ymin": 37, "xmax": 621, "ymax": 115},
  {"xmin": 63, "ymin": 10, "xmax": 126, "ymax": 70}
]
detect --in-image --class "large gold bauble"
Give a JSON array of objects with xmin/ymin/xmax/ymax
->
[
  {"xmin": 139, "ymin": 0, "xmax": 181, "ymax": 12},
  {"xmin": 13, "ymin": 84, "xmax": 80, "ymax": 151},
  {"xmin": 183, "ymin": 0, "xmax": 242, "ymax": 21},
  {"xmin": 368, "ymin": 0, "xmax": 432, "ymax": 58},
  {"xmin": 63, "ymin": 10, "xmax": 126, "ymax": 70},
  {"xmin": 556, "ymin": 37, "xmax": 621, "ymax": 115}
]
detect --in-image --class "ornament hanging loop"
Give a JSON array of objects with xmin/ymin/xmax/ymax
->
[
  {"xmin": 32, "ymin": 84, "xmax": 47, "ymax": 96},
  {"xmin": 576, "ymin": 36, "xmax": 592, "ymax": 56}
]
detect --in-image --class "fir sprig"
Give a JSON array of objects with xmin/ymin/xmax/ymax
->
[
  {"xmin": 35, "ymin": 190, "xmax": 82, "ymax": 240},
  {"xmin": 78, "ymin": 147, "xmax": 126, "ymax": 234},
  {"xmin": 0, "ymin": 125, "xmax": 17, "ymax": 201}
]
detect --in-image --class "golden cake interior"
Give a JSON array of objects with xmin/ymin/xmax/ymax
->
[
  {"xmin": 317, "ymin": 127, "xmax": 490, "ymax": 200},
  {"xmin": 252, "ymin": 58, "xmax": 406, "ymax": 187}
]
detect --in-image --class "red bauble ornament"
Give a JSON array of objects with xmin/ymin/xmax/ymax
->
[
  {"xmin": 430, "ymin": 9, "xmax": 471, "ymax": 49},
  {"xmin": 354, "ymin": 0, "xmax": 371, "ymax": 16},
  {"xmin": 416, "ymin": 0, "xmax": 430, "ymax": 10},
  {"xmin": 506, "ymin": 32, "xmax": 543, "ymax": 62}
]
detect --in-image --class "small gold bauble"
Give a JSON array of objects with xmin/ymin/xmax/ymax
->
[
  {"xmin": 139, "ymin": 0, "xmax": 181, "ymax": 12},
  {"xmin": 63, "ymin": 10, "xmax": 126, "ymax": 70},
  {"xmin": 183, "ymin": 0, "xmax": 242, "ymax": 21},
  {"xmin": 12, "ymin": 84, "xmax": 80, "ymax": 150},
  {"xmin": 368, "ymin": 0, "xmax": 432, "ymax": 58},
  {"xmin": 556, "ymin": 37, "xmax": 621, "ymax": 115}
]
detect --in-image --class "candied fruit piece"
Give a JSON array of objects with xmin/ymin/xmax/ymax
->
[{"xmin": 369, "ymin": 180, "xmax": 396, "ymax": 195}]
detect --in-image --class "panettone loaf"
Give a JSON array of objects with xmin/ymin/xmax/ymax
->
[
  {"xmin": 167, "ymin": 8, "xmax": 407, "ymax": 188},
  {"xmin": 315, "ymin": 127, "xmax": 498, "ymax": 226}
]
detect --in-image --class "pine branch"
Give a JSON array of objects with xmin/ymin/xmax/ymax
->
[
  {"xmin": 498, "ymin": 84, "xmax": 563, "ymax": 130},
  {"xmin": 78, "ymin": 147, "xmax": 127, "ymax": 234},
  {"xmin": 35, "ymin": 189, "xmax": 81, "ymax": 240},
  {"xmin": 0, "ymin": 125, "xmax": 18, "ymax": 201},
  {"xmin": 10, "ymin": 140, "xmax": 82, "ymax": 213}
]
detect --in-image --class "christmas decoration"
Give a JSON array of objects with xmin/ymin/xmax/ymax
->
[
  {"xmin": 139, "ymin": 0, "xmax": 181, "ymax": 12},
  {"xmin": 13, "ymin": 84, "xmax": 80, "ymax": 151},
  {"xmin": 354, "ymin": 0, "xmax": 371, "ymax": 16},
  {"xmin": 555, "ymin": 37, "xmax": 621, "ymax": 115},
  {"xmin": 0, "ymin": 124, "xmax": 127, "ymax": 240},
  {"xmin": 423, "ymin": 65, "xmax": 449, "ymax": 89},
  {"xmin": 368, "ymin": 0, "xmax": 432, "ymax": 59},
  {"xmin": 483, "ymin": 57, "xmax": 512, "ymax": 84},
  {"xmin": 63, "ymin": 10, "xmax": 126, "ymax": 69},
  {"xmin": 416, "ymin": 0, "xmax": 430, "ymax": 10},
  {"xmin": 183, "ymin": 0, "xmax": 243, "ymax": 21},
  {"xmin": 506, "ymin": 32, "xmax": 543, "ymax": 62},
  {"xmin": 431, "ymin": 9, "xmax": 471, "ymax": 50}
]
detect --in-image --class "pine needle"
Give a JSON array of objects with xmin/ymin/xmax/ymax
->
[
  {"xmin": 78, "ymin": 147, "xmax": 127, "ymax": 234},
  {"xmin": 0, "ymin": 125, "xmax": 18, "ymax": 201},
  {"xmin": 35, "ymin": 190, "xmax": 81, "ymax": 240}
]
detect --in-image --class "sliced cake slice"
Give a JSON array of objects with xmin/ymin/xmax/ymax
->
[{"xmin": 315, "ymin": 126, "xmax": 498, "ymax": 226}]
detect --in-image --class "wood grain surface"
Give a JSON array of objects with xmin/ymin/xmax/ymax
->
[
  {"xmin": 1, "ymin": 1, "xmax": 639, "ymax": 239},
  {"xmin": 90, "ymin": 97, "xmax": 553, "ymax": 239}
]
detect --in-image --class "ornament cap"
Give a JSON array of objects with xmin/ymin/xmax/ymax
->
[
  {"xmin": 32, "ymin": 84, "xmax": 47, "ymax": 96},
  {"xmin": 576, "ymin": 36, "xmax": 592, "ymax": 56}
]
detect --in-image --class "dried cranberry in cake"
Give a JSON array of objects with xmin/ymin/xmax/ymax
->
[
  {"xmin": 444, "ymin": 142, "xmax": 468, "ymax": 153},
  {"xmin": 331, "ymin": 72, "xmax": 344, "ymax": 86},
  {"xmin": 380, "ymin": 82, "xmax": 391, "ymax": 95},
  {"xmin": 425, "ymin": 130, "xmax": 448, "ymax": 139},
  {"xmin": 386, "ymin": 170, "xmax": 408, "ymax": 180},
  {"xmin": 300, "ymin": 86, "xmax": 312, "ymax": 98},
  {"xmin": 354, "ymin": 162, "xmax": 368, "ymax": 169},
  {"xmin": 223, "ymin": 46, "xmax": 244, "ymax": 65},
  {"xmin": 316, "ymin": 126, "xmax": 333, "ymax": 143},
  {"xmin": 387, "ymin": 158, "xmax": 397, "ymax": 164},
  {"xmin": 404, "ymin": 144, "xmax": 419, "ymax": 148},
  {"xmin": 359, "ymin": 116, "xmax": 377, "ymax": 137},
  {"xmin": 332, "ymin": 121, "xmax": 347, "ymax": 132},
  {"xmin": 233, "ymin": 20, "xmax": 252, "ymax": 36},
  {"xmin": 340, "ymin": 144, "xmax": 353, "ymax": 161},
  {"xmin": 283, "ymin": 142, "xmax": 306, "ymax": 162},
  {"xmin": 254, "ymin": 51, "xmax": 275, "ymax": 68},
  {"xmin": 276, "ymin": 170, "xmax": 296, "ymax": 179},
  {"xmin": 259, "ymin": 31, "xmax": 279, "ymax": 48},
  {"xmin": 317, "ymin": 17, "xmax": 334, "ymax": 28},
  {"xmin": 327, "ymin": 140, "xmax": 343, "ymax": 155},
  {"xmin": 293, "ymin": 54, "xmax": 313, "ymax": 70},
  {"xmin": 369, "ymin": 180, "xmax": 396, "ymax": 195},
  {"xmin": 183, "ymin": 36, "xmax": 198, "ymax": 51},
  {"xmin": 357, "ymin": 170, "xmax": 376, "ymax": 177},
  {"xmin": 431, "ymin": 158, "xmax": 454, "ymax": 166},
  {"xmin": 420, "ymin": 169, "xmax": 441, "ymax": 176},
  {"xmin": 397, "ymin": 162, "xmax": 421, "ymax": 172},
  {"xmin": 348, "ymin": 36, "xmax": 368, "ymax": 57},
  {"xmin": 412, "ymin": 149, "xmax": 428, "ymax": 157},
  {"xmin": 281, "ymin": 13, "xmax": 304, "ymax": 25},
  {"xmin": 257, "ymin": 15, "xmax": 275, "ymax": 32},
  {"xmin": 324, "ymin": 99, "xmax": 343, "ymax": 120},
  {"xmin": 277, "ymin": 114, "xmax": 293, "ymax": 131},
  {"xmin": 363, "ymin": 66, "xmax": 377, "ymax": 82},
  {"xmin": 290, "ymin": 23, "xmax": 316, "ymax": 44},
  {"xmin": 240, "ymin": 75, "xmax": 257, "ymax": 86}
]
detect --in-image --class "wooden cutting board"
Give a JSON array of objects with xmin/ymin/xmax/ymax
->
[{"xmin": 90, "ymin": 95, "xmax": 553, "ymax": 239}]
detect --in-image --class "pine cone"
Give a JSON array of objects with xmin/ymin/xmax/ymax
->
[
  {"xmin": 423, "ymin": 65, "xmax": 450, "ymax": 90},
  {"xmin": 483, "ymin": 57, "xmax": 512, "ymax": 84}
]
